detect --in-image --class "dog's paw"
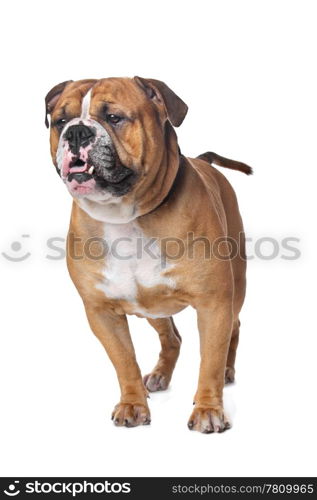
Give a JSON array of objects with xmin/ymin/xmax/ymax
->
[
  {"xmin": 111, "ymin": 402, "xmax": 151, "ymax": 427},
  {"xmin": 225, "ymin": 366, "xmax": 235, "ymax": 384},
  {"xmin": 187, "ymin": 405, "xmax": 231, "ymax": 434},
  {"xmin": 143, "ymin": 371, "xmax": 170, "ymax": 392}
]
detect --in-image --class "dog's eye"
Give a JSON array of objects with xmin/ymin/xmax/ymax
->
[
  {"xmin": 106, "ymin": 114, "xmax": 123, "ymax": 125},
  {"xmin": 55, "ymin": 118, "xmax": 67, "ymax": 131}
]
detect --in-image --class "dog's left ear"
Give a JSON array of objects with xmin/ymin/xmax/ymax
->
[
  {"xmin": 45, "ymin": 80, "xmax": 73, "ymax": 128},
  {"xmin": 134, "ymin": 76, "xmax": 188, "ymax": 127}
]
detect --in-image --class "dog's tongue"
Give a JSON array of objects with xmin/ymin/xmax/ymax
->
[{"xmin": 69, "ymin": 164, "xmax": 88, "ymax": 174}]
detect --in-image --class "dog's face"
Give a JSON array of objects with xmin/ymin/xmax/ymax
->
[{"xmin": 46, "ymin": 77, "xmax": 188, "ymax": 208}]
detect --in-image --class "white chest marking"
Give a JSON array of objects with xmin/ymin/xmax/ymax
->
[
  {"xmin": 78, "ymin": 197, "xmax": 138, "ymax": 223},
  {"xmin": 96, "ymin": 222, "xmax": 175, "ymax": 313}
]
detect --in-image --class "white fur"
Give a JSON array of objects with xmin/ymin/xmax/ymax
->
[
  {"xmin": 80, "ymin": 89, "xmax": 92, "ymax": 120},
  {"xmin": 78, "ymin": 197, "xmax": 138, "ymax": 223},
  {"xmin": 96, "ymin": 222, "xmax": 175, "ymax": 316},
  {"xmin": 132, "ymin": 307, "xmax": 170, "ymax": 319}
]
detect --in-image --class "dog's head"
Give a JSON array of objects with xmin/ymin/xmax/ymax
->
[{"xmin": 45, "ymin": 77, "xmax": 187, "ymax": 220}]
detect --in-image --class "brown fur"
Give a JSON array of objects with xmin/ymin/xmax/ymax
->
[{"xmin": 46, "ymin": 77, "xmax": 251, "ymax": 433}]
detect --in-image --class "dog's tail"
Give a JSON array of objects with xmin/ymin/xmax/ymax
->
[{"xmin": 197, "ymin": 151, "xmax": 253, "ymax": 175}]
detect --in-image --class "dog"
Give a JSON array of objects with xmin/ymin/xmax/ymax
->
[{"xmin": 45, "ymin": 77, "xmax": 252, "ymax": 433}]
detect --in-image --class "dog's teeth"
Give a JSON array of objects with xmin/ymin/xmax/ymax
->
[{"xmin": 88, "ymin": 166, "xmax": 94, "ymax": 174}]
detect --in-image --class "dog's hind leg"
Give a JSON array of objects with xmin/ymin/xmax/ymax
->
[
  {"xmin": 143, "ymin": 317, "xmax": 181, "ymax": 392},
  {"xmin": 225, "ymin": 237, "xmax": 247, "ymax": 384},
  {"xmin": 225, "ymin": 319, "xmax": 240, "ymax": 384}
]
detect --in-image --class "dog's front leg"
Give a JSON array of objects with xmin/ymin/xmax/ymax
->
[
  {"xmin": 84, "ymin": 303, "xmax": 150, "ymax": 427},
  {"xmin": 188, "ymin": 294, "xmax": 233, "ymax": 433}
]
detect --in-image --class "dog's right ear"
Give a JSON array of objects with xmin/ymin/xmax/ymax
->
[{"xmin": 45, "ymin": 80, "xmax": 73, "ymax": 128}]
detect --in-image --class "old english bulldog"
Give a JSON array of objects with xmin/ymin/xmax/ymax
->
[{"xmin": 45, "ymin": 77, "xmax": 252, "ymax": 433}]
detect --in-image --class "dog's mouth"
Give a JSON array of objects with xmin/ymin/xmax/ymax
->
[{"xmin": 65, "ymin": 156, "xmax": 136, "ymax": 197}]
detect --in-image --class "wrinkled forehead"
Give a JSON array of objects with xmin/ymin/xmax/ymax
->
[
  {"xmin": 52, "ymin": 78, "xmax": 145, "ymax": 119},
  {"xmin": 93, "ymin": 78, "xmax": 144, "ymax": 106}
]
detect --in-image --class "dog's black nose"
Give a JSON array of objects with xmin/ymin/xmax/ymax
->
[{"xmin": 64, "ymin": 124, "xmax": 95, "ymax": 154}]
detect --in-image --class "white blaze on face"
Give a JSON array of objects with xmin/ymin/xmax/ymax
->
[{"xmin": 80, "ymin": 89, "xmax": 92, "ymax": 120}]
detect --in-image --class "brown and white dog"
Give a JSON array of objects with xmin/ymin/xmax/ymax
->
[{"xmin": 45, "ymin": 77, "xmax": 252, "ymax": 433}]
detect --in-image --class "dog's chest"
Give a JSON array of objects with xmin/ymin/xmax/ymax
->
[{"xmin": 96, "ymin": 222, "xmax": 175, "ymax": 312}]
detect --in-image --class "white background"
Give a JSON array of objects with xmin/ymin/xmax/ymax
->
[{"xmin": 1, "ymin": 0, "xmax": 316, "ymax": 477}]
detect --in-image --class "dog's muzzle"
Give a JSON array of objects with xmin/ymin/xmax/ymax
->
[{"xmin": 56, "ymin": 120, "xmax": 136, "ymax": 198}]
